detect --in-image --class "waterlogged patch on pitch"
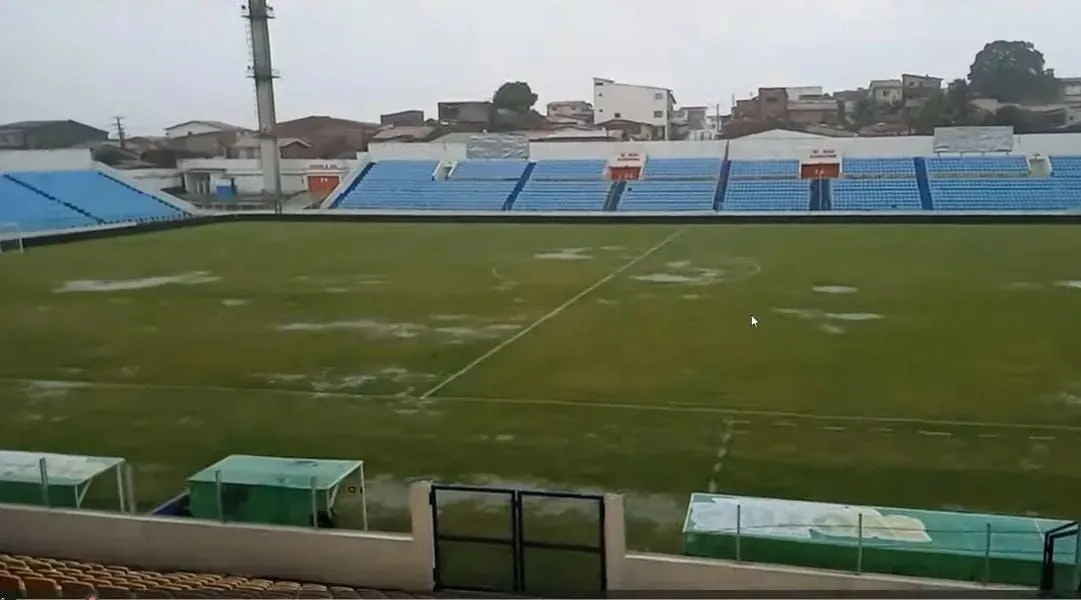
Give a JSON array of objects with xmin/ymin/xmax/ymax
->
[
  {"xmin": 55, "ymin": 271, "xmax": 220, "ymax": 293},
  {"xmin": 277, "ymin": 320, "xmax": 425, "ymax": 338},
  {"xmin": 634, "ymin": 257, "xmax": 761, "ymax": 286},
  {"xmin": 221, "ymin": 298, "xmax": 249, "ymax": 307},
  {"xmin": 533, "ymin": 247, "xmax": 592, "ymax": 260},
  {"xmin": 813, "ymin": 285, "xmax": 858, "ymax": 294},
  {"xmin": 277, "ymin": 317, "xmax": 523, "ymax": 343},
  {"xmin": 24, "ymin": 380, "xmax": 89, "ymax": 398},
  {"xmin": 255, "ymin": 367, "xmax": 436, "ymax": 393},
  {"xmin": 825, "ymin": 312, "xmax": 882, "ymax": 321},
  {"xmin": 820, "ymin": 323, "xmax": 846, "ymax": 335},
  {"xmin": 1055, "ymin": 280, "xmax": 1081, "ymax": 290}
]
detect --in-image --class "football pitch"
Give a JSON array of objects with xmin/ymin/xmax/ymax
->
[{"xmin": 1, "ymin": 221, "xmax": 1080, "ymax": 552}]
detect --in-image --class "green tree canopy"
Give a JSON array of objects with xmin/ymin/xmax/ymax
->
[
  {"xmin": 967, "ymin": 40, "xmax": 1059, "ymax": 103},
  {"xmin": 492, "ymin": 81, "xmax": 538, "ymax": 113}
]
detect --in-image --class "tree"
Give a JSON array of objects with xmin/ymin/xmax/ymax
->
[
  {"xmin": 967, "ymin": 40, "xmax": 1059, "ymax": 103},
  {"xmin": 492, "ymin": 81, "xmax": 538, "ymax": 113}
]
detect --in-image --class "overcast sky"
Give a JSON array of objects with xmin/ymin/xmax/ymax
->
[{"xmin": 1, "ymin": 0, "xmax": 1078, "ymax": 136}]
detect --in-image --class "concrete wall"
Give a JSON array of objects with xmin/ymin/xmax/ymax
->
[
  {"xmin": 176, "ymin": 158, "xmax": 359, "ymax": 196},
  {"xmin": 360, "ymin": 132, "xmax": 1081, "ymax": 164},
  {"xmin": 115, "ymin": 168, "xmax": 182, "ymax": 190},
  {"xmin": 0, "ymin": 482, "xmax": 1014, "ymax": 595},
  {"xmin": 368, "ymin": 142, "xmax": 468, "ymax": 161},
  {"xmin": 0, "ymin": 149, "xmax": 94, "ymax": 171}
]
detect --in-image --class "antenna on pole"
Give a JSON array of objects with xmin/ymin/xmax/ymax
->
[{"xmin": 113, "ymin": 116, "xmax": 127, "ymax": 150}]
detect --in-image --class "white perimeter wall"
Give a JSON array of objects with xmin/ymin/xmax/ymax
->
[
  {"xmin": 177, "ymin": 158, "xmax": 359, "ymax": 195},
  {"xmin": 0, "ymin": 149, "xmax": 94, "ymax": 171},
  {"xmin": 119, "ymin": 168, "xmax": 182, "ymax": 190},
  {"xmin": 359, "ymin": 133, "xmax": 1081, "ymax": 163}
]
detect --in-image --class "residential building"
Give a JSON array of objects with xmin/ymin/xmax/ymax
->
[
  {"xmin": 594, "ymin": 118, "xmax": 665, "ymax": 141},
  {"xmin": 165, "ymin": 130, "xmax": 244, "ymax": 156},
  {"xmin": 546, "ymin": 101, "xmax": 594, "ymax": 124},
  {"xmin": 437, "ymin": 101, "xmax": 493, "ymax": 125},
  {"xmin": 591, "ymin": 77, "xmax": 676, "ymax": 139},
  {"xmin": 228, "ymin": 136, "xmax": 310, "ymax": 159},
  {"xmin": 163, "ymin": 120, "xmax": 247, "ymax": 138},
  {"xmin": 275, "ymin": 115, "xmax": 379, "ymax": 158},
  {"xmin": 785, "ymin": 86, "xmax": 824, "ymax": 100},
  {"xmin": 0, "ymin": 120, "xmax": 109, "ymax": 150},
  {"xmin": 1059, "ymin": 77, "xmax": 1081, "ymax": 103},
  {"xmin": 869, "ymin": 80, "xmax": 904, "ymax": 105},
  {"xmin": 380, "ymin": 110, "xmax": 425, "ymax": 127},
  {"xmin": 787, "ymin": 97, "xmax": 840, "ymax": 125}
]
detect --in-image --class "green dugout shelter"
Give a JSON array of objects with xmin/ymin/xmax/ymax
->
[
  {"xmin": 0, "ymin": 450, "xmax": 133, "ymax": 512},
  {"xmin": 186, "ymin": 454, "xmax": 368, "ymax": 529}
]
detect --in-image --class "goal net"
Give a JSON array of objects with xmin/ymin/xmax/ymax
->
[{"xmin": 0, "ymin": 223, "xmax": 25, "ymax": 254}]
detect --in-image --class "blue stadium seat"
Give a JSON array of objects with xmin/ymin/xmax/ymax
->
[
  {"xmin": 728, "ymin": 160, "xmax": 800, "ymax": 179},
  {"xmin": 529, "ymin": 160, "xmax": 606, "ymax": 180},
  {"xmin": 842, "ymin": 157, "xmax": 915, "ymax": 178},
  {"xmin": 929, "ymin": 178, "xmax": 1081, "ymax": 211},
  {"xmin": 0, "ymin": 175, "xmax": 98, "ymax": 232},
  {"xmin": 722, "ymin": 180, "xmax": 809, "ymax": 211},
  {"xmin": 1050, "ymin": 155, "xmax": 1081, "ymax": 178},
  {"xmin": 832, "ymin": 180, "xmax": 922, "ymax": 211},
  {"xmin": 642, "ymin": 158, "xmax": 721, "ymax": 180},
  {"xmin": 618, "ymin": 181, "xmax": 717, "ymax": 212},
  {"xmin": 512, "ymin": 181, "xmax": 611, "ymax": 212},
  {"xmin": 7, "ymin": 171, "xmax": 185, "ymax": 223},
  {"xmin": 926, "ymin": 156, "xmax": 1028, "ymax": 177},
  {"xmin": 338, "ymin": 160, "xmax": 514, "ymax": 211},
  {"xmin": 449, "ymin": 159, "xmax": 529, "ymax": 180}
]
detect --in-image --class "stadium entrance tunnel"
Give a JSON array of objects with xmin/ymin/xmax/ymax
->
[{"xmin": 429, "ymin": 483, "xmax": 606, "ymax": 596}]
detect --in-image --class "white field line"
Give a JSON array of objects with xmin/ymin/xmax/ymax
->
[
  {"xmin": 418, "ymin": 228, "xmax": 687, "ymax": 399},
  {"xmin": 4, "ymin": 376, "xmax": 1081, "ymax": 434}
]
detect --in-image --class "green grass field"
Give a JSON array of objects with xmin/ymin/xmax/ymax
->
[{"xmin": 1, "ymin": 221, "xmax": 1081, "ymax": 552}]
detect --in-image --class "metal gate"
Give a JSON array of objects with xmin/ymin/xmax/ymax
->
[{"xmin": 430, "ymin": 484, "xmax": 606, "ymax": 596}]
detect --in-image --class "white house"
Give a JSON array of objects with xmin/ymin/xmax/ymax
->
[
  {"xmin": 164, "ymin": 120, "xmax": 247, "ymax": 139},
  {"xmin": 592, "ymin": 77, "xmax": 677, "ymax": 139},
  {"xmin": 869, "ymin": 80, "xmax": 904, "ymax": 105}
]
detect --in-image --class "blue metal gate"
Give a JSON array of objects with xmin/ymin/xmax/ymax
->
[{"xmin": 429, "ymin": 484, "xmax": 607, "ymax": 596}]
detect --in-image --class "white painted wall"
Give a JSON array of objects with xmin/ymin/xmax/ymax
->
[
  {"xmin": 0, "ymin": 149, "xmax": 94, "ymax": 171},
  {"xmin": 165, "ymin": 122, "xmax": 228, "ymax": 138},
  {"xmin": 117, "ymin": 168, "xmax": 182, "ymax": 190},
  {"xmin": 368, "ymin": 142, "xmax": 467, "ymax": 161},
  {"xmin": 593, "ymin": 79, "xmax": 671, "ymax": 127},
  {"xmin": 530, "ymin": 140, "xmax": 726, "ymax": 160},
  {"xmin": 176, "ymin": 158, "xmax": 359, "ymax": 195}
]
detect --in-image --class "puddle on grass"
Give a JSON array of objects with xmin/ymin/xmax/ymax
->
[
  {"xmin": 255, "ymin": 367, "xmax": 436, "ymax": 393},
  {"xmin": 24, "ymin": 380, "xmax": 89, "ymax": 398},
  {"xmin": 533, "ymin": 248, "xmax": 592, "ymax": 261},
  {"xmin": 826, "ymin": 312, "xmax": 882, "ymax": 321},
  {"xmin": 820, "ymin": 324, "xmax": 846, "ymax": 335},
  {"xmin": 633, "ymin": 257, "xmax": 760, "ymax": 287},
  {"xmin": 276, "ymin": 317, "xmax": 524, "ymax": 344},
  {"xmin": 221, "ymin": 298, "xmax": 250, "ymax": 307},
  {"xmin": 1055, "ymin": 280, "xmax": 1081, "ymax": 290},
  {"xmin": 813, "ymin": 285, "xmax": 858, "ymax": 294},
  {"xmin": 55, "ymin": 272, "xmax": 220, "ymax": 293}
]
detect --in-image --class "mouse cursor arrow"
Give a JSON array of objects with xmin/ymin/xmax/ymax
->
[{"xmin": 750, "ymin": 315, "xmax": 759, "ymax": 328}]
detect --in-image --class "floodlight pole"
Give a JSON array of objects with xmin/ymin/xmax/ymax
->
[
  {"xmin": 38, "ymin": 458, "xmax": 50, "ymax": 507},
  {"xmin": 243, "ymin": 0, "xmax": 283, "ymax": 203}
]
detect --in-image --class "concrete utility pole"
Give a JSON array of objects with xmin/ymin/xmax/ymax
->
[
  {"xmin": 113, "ymin": 116, "xmax": 127, "ymax": 149},
  {"xmin": 243, "ymin": 0, "xmax": 283, "ymax": 206}
]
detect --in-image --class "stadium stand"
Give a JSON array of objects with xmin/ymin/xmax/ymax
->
[
  {"xmin": 842, "ymin": 157, "xmax": 916, "ymax": 178},
  {"xmin": 1051, "ymin": 155, "xmax": 1081, "ymax": 177},
  {"xmin": 926, "ymin": 156, "xmax": 1029, "ymax": 177},
  {"xmin": 336, "ymin": 160, "xmax": 519, "ymax": 211},
  {"xmin": 832, "ymin": 179, "xmax": 923, "ymax": 211},
  {"xmin": 513, "ymin": 159, "xmax": 610, "ymax": 212},
  {"xmin": 722, "ymin": 179, "xmax": 810, "ymax": 211},
  {"xmin": 0, "ymin": 554, "xmax": 429, "ymax": 599},
  {"xmin": 728, "ymin": 159, "xmax": 799, "ymax": 179},
  {"xmin": 929, "ymin": 178, "xmax": 1081, "ymax": 211},
  {"xmin": 617, "ymin": 158, "xmax": 721, "ymax": 212},
  {"xmin": 6, "ymin": 171, "xmax": 186, "ymax": 224},
  {"xmin": 0, "ymin": 175, "xmax": 99, "ymax": 232}
]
